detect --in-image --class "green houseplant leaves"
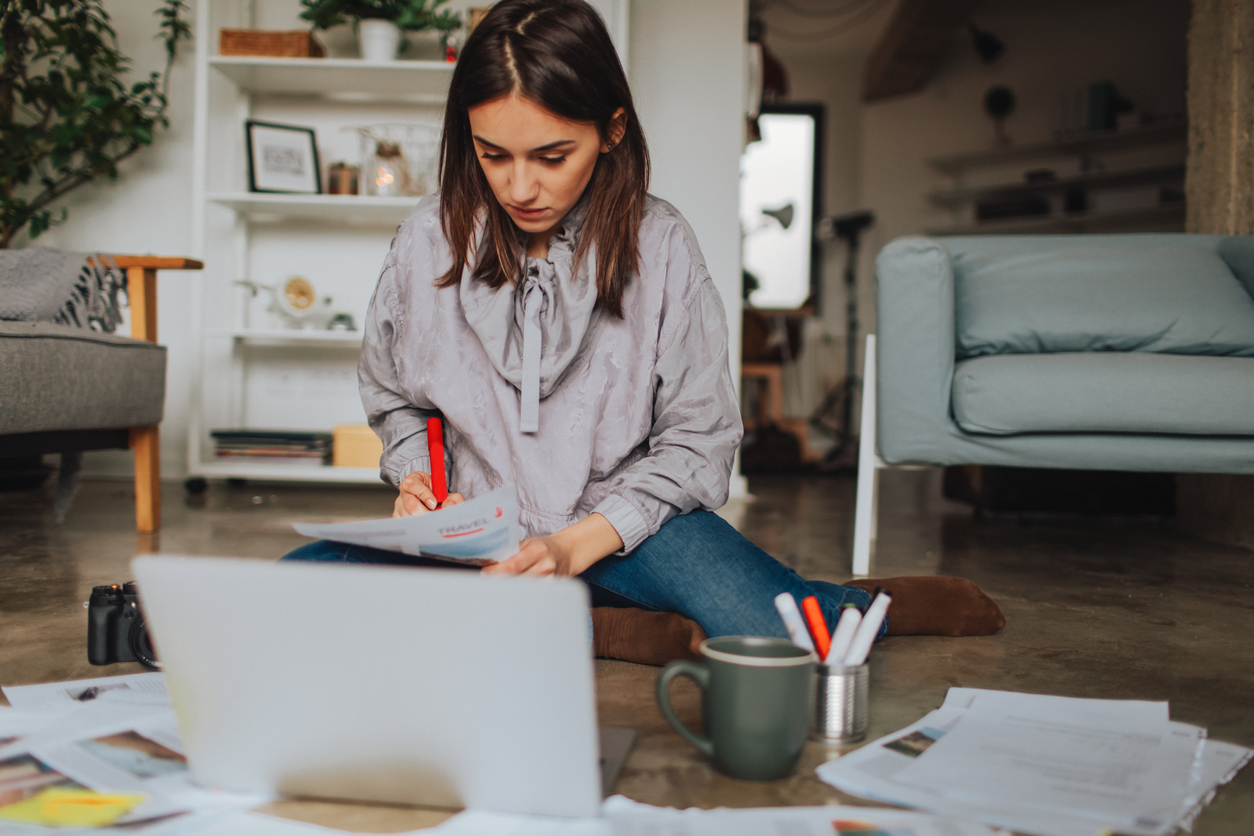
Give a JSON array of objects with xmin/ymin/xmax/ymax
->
[{"xmin": 0, "ymin": 0, "xmax": 191, "ymax": 248}]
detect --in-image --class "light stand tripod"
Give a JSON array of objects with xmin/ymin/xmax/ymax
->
[{"xmin": 811, "ymin": 210, "xmax": 875, "ymax": 468}]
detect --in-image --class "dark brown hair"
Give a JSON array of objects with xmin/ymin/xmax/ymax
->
[{"xmin": 436, "ymin": 0, "xmax": 650, "ymax": 317}]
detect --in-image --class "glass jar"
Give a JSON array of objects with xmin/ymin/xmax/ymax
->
[{"xmin": 367, "ymin": 141, "xmax": 411, "ymax": 197}]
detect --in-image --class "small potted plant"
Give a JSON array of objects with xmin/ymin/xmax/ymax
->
[{"xmin": 300, "ymin": 0, "xmax": 461, "ymax": 63}]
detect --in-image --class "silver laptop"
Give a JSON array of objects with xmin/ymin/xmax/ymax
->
[{"xmin": 133, "ymin": 555, "xmax": 632, "ymax": 818}]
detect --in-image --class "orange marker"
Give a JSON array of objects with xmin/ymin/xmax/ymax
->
[
  {"xmin": 427, "ymin": 417, "xmax": 447, "ymax": 507},
  {"xmin": 801, "ymin": 596, "xmax": 832, "ymax": 660}
]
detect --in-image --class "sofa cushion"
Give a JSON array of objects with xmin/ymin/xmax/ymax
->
[
  {"xmin": 0, "ymin": 321, "xmax": 166, "ymax": 435},
  {"xmin": 952, "ymin": 353, "xmax": 1254, "ymax": 436},
  {"xmin": 952, "ymin": 242, "xmax": 1254, "ymax": 358}
]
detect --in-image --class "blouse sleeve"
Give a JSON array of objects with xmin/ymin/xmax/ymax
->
[
  {"xmin": 590, "ymin": 265, "xmax": 744, "ymax": 554},
  {"xmin": 358, "ymin": 242, "xmax": 439, "ymax": 487}
]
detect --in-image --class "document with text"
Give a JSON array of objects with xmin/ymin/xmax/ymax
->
[
  {"xmin": 816, "ymin": 689, "xmax": 1252, "ymax": 836},
  {"xmin": 895, "ymin": 712, "xmax": 1205, "ymax": 828},
  {"xmin": 293, "ymin": 486, "xmax": 522, "ymax": 565}
]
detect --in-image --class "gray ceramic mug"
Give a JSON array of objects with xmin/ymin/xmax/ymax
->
[{"xmin": 656, "ymin": 636, "xmax": 816, "ymax": 781}]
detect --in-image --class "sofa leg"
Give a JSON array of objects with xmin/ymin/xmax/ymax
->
[
  {"xmin": 130, "ymin": 426, "xmax": 161, "ymax": 533},
  {"xmin": 852, "ymin": 335, "xmax": 884, "ymax": 578}
]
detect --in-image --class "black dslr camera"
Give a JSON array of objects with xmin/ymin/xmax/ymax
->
[{"xmin": 86, "ymin": 582, "xmax": 160, "ymax": 670}]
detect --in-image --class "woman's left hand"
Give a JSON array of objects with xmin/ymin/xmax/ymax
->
[
  {"xmin": 482, "ymin": 536, "xmax": 574, "ymax": 577},
  {"xmin": 482, "ymin": 513, "xmax": 624, "ymax": 578}
]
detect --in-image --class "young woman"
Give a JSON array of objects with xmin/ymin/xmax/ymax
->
[{"xmin": 284, "ymin": 0, "xmax": 1003, "ymax": 661}]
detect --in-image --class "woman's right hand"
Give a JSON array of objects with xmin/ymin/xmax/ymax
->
[{"xmin": 393, "ymin": 471, "xmax": 464, "ymax": 517}]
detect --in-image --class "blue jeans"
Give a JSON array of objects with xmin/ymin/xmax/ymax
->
[{"xmin": 281, "ymin": 510, "xmax": 883, "ymax": 639}]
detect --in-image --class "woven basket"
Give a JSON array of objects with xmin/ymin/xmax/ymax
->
[{"xmin": 219, "ymin": 29, "xmax": 324, "ymax": 58}]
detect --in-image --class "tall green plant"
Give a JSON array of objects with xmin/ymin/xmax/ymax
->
[
  {"xmin": 0, "ymin": 0, "xmax": 191, "ymax": 248},
  {"xmin": 299, "ymin": 0, "xmax": 459, "ymax": 34}
]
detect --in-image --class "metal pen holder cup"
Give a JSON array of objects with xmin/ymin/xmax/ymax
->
[{"xmin": 811, "ymin": 662, "xmax": 869, "ymax": 743}]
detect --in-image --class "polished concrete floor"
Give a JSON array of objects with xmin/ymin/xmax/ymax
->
[{"xmin": 2, "ymin": 469, "xmax": 1253, "ymax": 833}]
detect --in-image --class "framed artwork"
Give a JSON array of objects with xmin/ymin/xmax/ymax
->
[{"xmin": 246, "ymin": 121, "xmax": 321, "ymax": 194}]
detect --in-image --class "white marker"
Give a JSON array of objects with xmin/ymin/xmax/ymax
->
[
  {"xmin": 842, "ymin": 592, "xmax": 892, "ymax": 667},
  {"xmin": 825, "ymin": 604, "xmax": 862, "ymax": 664},
  {"xmin": 773, "ymin": 592, "xmax": 816, "ymax": 653}
]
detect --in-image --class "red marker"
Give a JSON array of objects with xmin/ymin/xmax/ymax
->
[
  {"xmin": 801, "ymin": 596, "xmax": 832, "ymax": 661},
  {"xmin": 427, "ymin": 417, "xmax": 448, "ymax": 508}
]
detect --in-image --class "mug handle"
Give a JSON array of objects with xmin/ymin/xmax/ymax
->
[{"xmin": 656, "ymin": 660, "xmax": 714, "ymax": 756}]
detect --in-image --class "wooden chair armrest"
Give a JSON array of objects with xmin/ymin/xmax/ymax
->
[{"xmin": 109, "ymin": 256, "xmax": 203, "ymax": 270}]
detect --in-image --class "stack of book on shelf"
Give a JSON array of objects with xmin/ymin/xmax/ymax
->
[{"xmin": 211, "ymin": 430, "xmax": 333, "ymax": 466}]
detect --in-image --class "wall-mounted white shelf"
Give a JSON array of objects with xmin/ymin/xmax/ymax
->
[
  {"xmin": 925, "ymin": 120, "xmax": 1187, "ymax": 236},
  {"xmin": 205, "ymin": 329, "xmax": 365, "ymax": 344},
  {"xmin": 210, "ymin": 56, "xmax": 454, "ymax": 103},
  {"xmin": 208, "ymin": 192, "xmax": 418, "ymax": 224},
  {"xmin": 197, "ymin": 461, "xmax": 384, "ymax": 484},
  {"xmin": 926, "ymin": 122, "xmax": 1187, "ymax": 175},
  {"xmin": 927, "ymin": 163, "xmax": 1185, "ymax": 209},
  {"xmin": 926, "ymin": 203, "xmax": 1186, "ymax": 236}
]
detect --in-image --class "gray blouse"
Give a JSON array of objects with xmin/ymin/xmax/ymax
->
[{"xmin": 358, "ymin": 194, "xmax": 743, "ymax": 553}]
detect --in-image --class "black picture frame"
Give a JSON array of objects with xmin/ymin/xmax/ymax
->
[{"xmin": 245, "ymin": 120, "xmax": 322, "ymax": 195}]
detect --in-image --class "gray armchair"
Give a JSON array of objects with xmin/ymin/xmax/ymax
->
[
  {"xmin": 0, "ymin": 254, "xmax": 202, "ymax": 532},
  {"xmin": 853, "ymin": 234, "xmax": 1254, "ymax": 575}
]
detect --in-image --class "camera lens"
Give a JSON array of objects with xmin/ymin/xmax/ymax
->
[{"xmin": 128, "ymin": 615, "xmax": 161, "ymax": 671}]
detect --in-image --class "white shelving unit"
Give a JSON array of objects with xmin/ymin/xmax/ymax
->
[{"xmin": 188, "ymin": 2, "xmax": 451, "ymax": 486}]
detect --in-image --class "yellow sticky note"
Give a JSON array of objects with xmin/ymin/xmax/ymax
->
[{"xmin": 0, "ymin": 787, "xmax": 147, "ymax": 827}]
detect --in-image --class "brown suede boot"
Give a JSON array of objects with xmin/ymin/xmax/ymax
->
[
  {"xmin": 592, "ymin": 607, "xmax": 706, "ymax": 665},
  {"xmin": 843, "ymin": 576, "xmax": 1005, "ymax": 636}
]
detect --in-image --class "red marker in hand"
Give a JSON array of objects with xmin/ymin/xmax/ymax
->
[{"xmin": 427, "ymin": 417, "xmax": 448, "ymax": 508}]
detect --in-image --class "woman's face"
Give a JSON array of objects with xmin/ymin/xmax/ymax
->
[{"xmin": 468, "ymin": 94, "xmax": 614, "ymax": 245}]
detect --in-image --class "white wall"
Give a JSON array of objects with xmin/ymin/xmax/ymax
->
[{"xmin": 31, "ymin": 0, "xmax": 748, "ymax": 488}]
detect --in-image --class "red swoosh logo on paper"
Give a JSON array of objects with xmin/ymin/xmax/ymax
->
[
  {"xmin": 494, "ymin": 506, "xmax": 503, "ymax": 518},
  {"xmin": 442, "ymin": 527, "xmax": 485, "ymax": 539}
]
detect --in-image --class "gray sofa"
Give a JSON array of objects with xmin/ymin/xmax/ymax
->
[{"xmin": 852, "ymin": 233, "xmax": 1254, "ymax": 574}]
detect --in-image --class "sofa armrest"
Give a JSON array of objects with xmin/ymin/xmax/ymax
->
[{"xmin": 874, "ymin": 236, "xmax": 956, "ymax": 465}]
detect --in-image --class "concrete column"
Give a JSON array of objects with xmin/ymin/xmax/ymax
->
[
  {"xmin": 1179, "ymin": 0, "xmax": 1254, "ymax": 550},
  {"xmin": 1185, "ymin": 0, "xmax": 1254, "ymax": 234}
]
